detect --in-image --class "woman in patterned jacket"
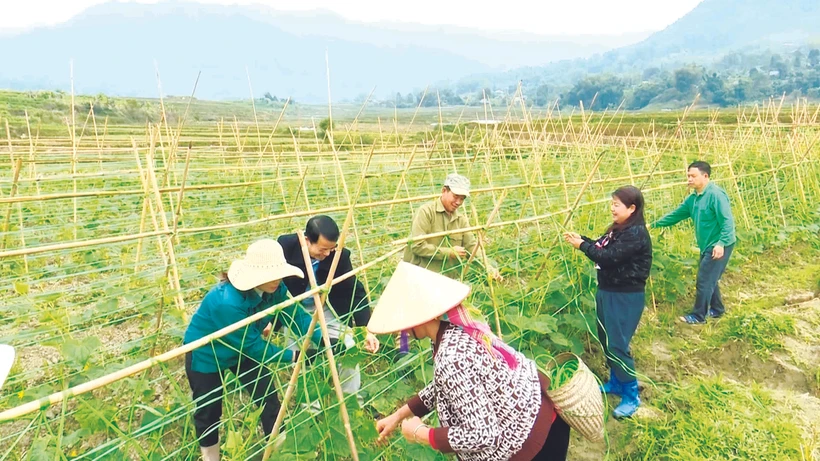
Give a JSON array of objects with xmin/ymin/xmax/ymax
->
[{"xmin": 370, "ymin": 262, "xmax": 570, "ymax": 461}]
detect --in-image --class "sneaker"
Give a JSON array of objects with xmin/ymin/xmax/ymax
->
[
  {"xmin": 678, "ymin": 314, "xmax": 706, "ymax": 325},
  {"xmin": 707, "ymin": 308, "xmax": 723, "ymax": 319}
]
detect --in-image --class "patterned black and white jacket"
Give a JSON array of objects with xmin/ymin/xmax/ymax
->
[{"xmin": 407, "ymin": 323, "xmax": 557, "ymax": 461}]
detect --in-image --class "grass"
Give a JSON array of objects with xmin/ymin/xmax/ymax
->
[{"xmin": 617, "ymin": 378, "xmax": 805, "ymax": 461}]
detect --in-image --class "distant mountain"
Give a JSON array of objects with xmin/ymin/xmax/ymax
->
[
  {"xmin": 0, "ymin": 1, "xmax": 649, "ymax": 102},
  {"xmin": 454, "ymin": 0, "xmax": 820, "ymax": 94},
  {"xmin": 626, "ymin": 0, "xmax": 820, "ymax": 59}
]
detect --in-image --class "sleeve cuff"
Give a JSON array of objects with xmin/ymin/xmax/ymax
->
[
  {"xmin": 407, "ymin": 395, "xmax": 431, "ymax": 417},
  {"xmin": 579, "ymin": 241, "xmax": 591, "ymax": 252},
  {"xmin": 430, "ymin": 427, "xmax": 453, "ymax": 453}
]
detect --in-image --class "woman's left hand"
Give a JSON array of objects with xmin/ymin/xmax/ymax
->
[
  {"xmin": 364, "ymin": 333, "xmax": 380, "ymax": 353},
  {"xmin": 563, "ymin": 232, "xmax": 583, "ymax": 249},
  {"xmin": 401, "ymin": 416, "xmax": 428, "ymax": 444}
]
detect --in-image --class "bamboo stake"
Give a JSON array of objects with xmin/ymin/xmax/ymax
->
[
  {"xmin": 133, "ymin": 197, "xmax": 150, "ymax": 273},
  {"xmin": 1, "ymin": 159, "xmax": 23, "ymax": 251},
  {"xmin": 295, "ymin": 230, "xmax": 360, "ymax": 460},
  {"xmin": 171, "ymin": 143, "xmax": 193, "ymax": 242},
  {"xmin": 533, "ymin": 149, "xmax": 608, "ymax": 281},
  {"xmin": 24, "ymin": 111, "xmax": 35, "ymax": 181},
  {"xmin": 143, "ymin": 145, "xmax": 186, "ymax": 322},
  {"xmin": 4, "ymin": 119, "xmax": 12, "ymax": 172},
  {"xmin": 70, "ymin": 60, "xmax": 78, "ymax": 240},
  {"xmin": 263, "ymin": 151, "xmax": 375, "ymax": 459}
]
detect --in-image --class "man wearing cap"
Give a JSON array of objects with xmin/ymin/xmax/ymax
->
[
  {"xmin": 277, "ymin": 215, "xmax": 379, "ymax": 395},
  {"xmin": 403, "ymin": 173, "xmax": 501, "ymax": 280},
  {"xmin": 183, "ymin": 239, "xmax": 322, "ymax": 461}
]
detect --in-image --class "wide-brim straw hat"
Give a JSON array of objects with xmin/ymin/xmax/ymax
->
[
  {"xmin": 367, "ymin": 262, "xmax": 471, "ymax": 334},
  {"xmin": 0, "ymin": 344, "xmax": 15, "ymax": 389},
  {"xmin": 227, "ymin": 239, "xmax": 304, "ymax": 291}
]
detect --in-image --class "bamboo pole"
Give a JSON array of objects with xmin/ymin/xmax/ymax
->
[
  {"xmin": 295, "ymin": 230, "xmax": 360, "ymax": 460},
  {"xmin": 262, "ymin": 151, "xmax": 378, "ymax": 459},
  {"xmin": 134, "ymin": 135, "xmax": 170, "ymax": 268},
  {"xmin": 70, "ymin": 60, "xmax": 78, "ymax": 240},
  {"xmin": 533, "ymin": 149, "xmax": 608, "ymax": 281},
  {"xmin": 171, "ymin": 143, "xmax": 193, "ymax": 242},
  {"xmin": 143, "ymin": 145, "xmax": 186, "ymax": 322},
  {"xmin": 464, "ymin": 191, "xmax": 507, "ymax": 337},
  {"xmin": 1, "ymin": 158, "xmax": 23, "ymax": 251}
]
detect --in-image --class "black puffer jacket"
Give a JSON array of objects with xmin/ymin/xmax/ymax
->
[{"xmin": 579, "ymin": 224, "xmax": 652, "ymax": 292}]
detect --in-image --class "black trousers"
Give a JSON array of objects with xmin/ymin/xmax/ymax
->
[
  {"xmin": 185, "ymin": 352, "xmax": 281, "ymax": 447},
  {"xmin": 531, "ymin": 415, "xmax": 571, "ymax": 461}
]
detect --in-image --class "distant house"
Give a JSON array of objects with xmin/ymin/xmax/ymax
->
[
  {"xmin": 769, "ymin": 70, "xmax": 781, "ymax": 77},
  {"xmin": 467, "ymin": 119, "xmax": 501, "ymax": 126},
  {"xmin": 494, "ymin": 90, "xmax": 505, "ymax": 97}
]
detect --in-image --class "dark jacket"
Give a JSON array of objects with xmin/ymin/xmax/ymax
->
[
  {"xmin": 277, "ymin": 233, "xmax": 371, "ymax": 327},
  {"xmin": 579, "ymin": 224, "xmax": 652, "ymax": 293}
]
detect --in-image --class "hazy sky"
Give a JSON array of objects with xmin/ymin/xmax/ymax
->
[{"xmin": 1, "ymin": 0, "xmax": 704, "ymax": 36}]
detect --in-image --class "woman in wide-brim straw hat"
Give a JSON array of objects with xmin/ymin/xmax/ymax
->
[
  {"xmin": 183, "ymin": 239, "xmax": 321, "ymax": 461},
  {"xmin": 372, "ymin": 262, "xmax": 571, "ymax": 461}
]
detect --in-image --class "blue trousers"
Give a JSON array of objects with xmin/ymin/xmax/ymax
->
[
  {"xmin": 691, "ymin": 244, "xmax": 734, "ymax": 321},
  {"xmin": 596, "ymin": 289, "xmax": 645, "ymax": 383}
]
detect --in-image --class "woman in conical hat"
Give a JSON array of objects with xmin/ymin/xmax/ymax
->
[
  {"xmin": 183, "ymin": 239, "xmax": 322, "ymax": 461},
  {"xmin": 371, "ymin": 262, "xmax": 570, "ymax": 461}
]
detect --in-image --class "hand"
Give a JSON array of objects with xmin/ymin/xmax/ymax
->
[
  {"xmin": 487, "ymin": 265, "xmax": 503, "ymax": 282},
  {"xmin": 262, "ymin": 323, "xmax": 272, "ymax": 338},
  {"xmin": 451, "ymin": 246, "xmax": 467, "ymax": 258},
  {"xmin": 563, "ymin": 232, "xmax": 583, "ymax": 249},
  {"xmin": 712, "ymin": 245, "xmax": 724, "ymax": 260},
  {"xmin": 376, "ymin": 412, "xmax": 402, "ymax": 444},
  {"xmin": 364, "ymin": 333, "xmax": 380, "ymax": 353},
  {"xmin": 401, "ymin": 416, "xmax": 428, "ymax": 444}
]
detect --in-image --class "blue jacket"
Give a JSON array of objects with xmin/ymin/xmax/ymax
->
[{"xmin": 183, "ymin": 281, "xmax": 320, "ymax": 373}]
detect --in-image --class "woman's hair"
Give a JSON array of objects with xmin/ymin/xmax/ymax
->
[{"xmin": 609, "ymin": 185, "xmax": 646, "ymax": 231}]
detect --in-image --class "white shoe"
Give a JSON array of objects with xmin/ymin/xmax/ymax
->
[{"xmin": 200, "ymin": 443, "xmax": 220, "ymax": 461}]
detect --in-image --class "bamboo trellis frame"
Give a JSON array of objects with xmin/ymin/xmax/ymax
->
[{"xmin": 0, "ymin": 96, "xmax": 819, "ymax": 459}]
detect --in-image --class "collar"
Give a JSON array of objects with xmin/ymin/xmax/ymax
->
[
  {"xmin": 253, "ymin": 287, "xmax": 264, "ymax": 297},
  {"xmin": 434, "ymin": 198, "xmax": 461, "ymax": 221},
  {"xmin": 432, "ymin": 321, "xmax": 451, "ymax": 356},
  {"xmin": 695, "ymin": 181, "xmax": 713, "ymax": 196},
  {"xmin": 224, "ymin": 281, "xmax": 264, "ymax": 307}
]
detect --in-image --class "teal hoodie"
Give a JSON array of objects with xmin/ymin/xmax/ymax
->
[
  {"xmin": 184, "ymin": 281, "xmax": 320, "ymax": 373},
  {"xmin": 653, "ymin": 181, "xmax": 736, "ymax": 253}
]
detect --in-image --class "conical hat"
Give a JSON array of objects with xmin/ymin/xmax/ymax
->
[{"xmin": 367, "ymin": 262, "xmax": 471, "ymax": 334}]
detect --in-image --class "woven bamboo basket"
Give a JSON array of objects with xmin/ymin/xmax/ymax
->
[{"xmin": 543, "ymin": 352, "xmax": 605, "ymax": 443}]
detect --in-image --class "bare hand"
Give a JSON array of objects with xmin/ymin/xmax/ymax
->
[
  {"xmin": 376, "ymin": 413, "xmax": 401, "ymax": 443},
  {"xmin": 401, "ymin": 416, "xmax": 426, "ymax": 444},
  {"xmin": 451, "ymin": 246, "xmax": 467, "ymax": 258},
  {"xmin": 563, "ymin": 232, "xmax": 583, "ymax": 249},
  {"xmin": 487, "ymin": 265, "xmax": 503, "ymax": 282},
  {"xmin": 712, "ymin": 245, "xmax": 724, "ymax": 260},
  {"xmin": 364, "ymin": 332, "xmax": 380, "ymax": 353},
  {"xmin": 262, "ymin": 323, "xmax": 272, "ymax": 338}
]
